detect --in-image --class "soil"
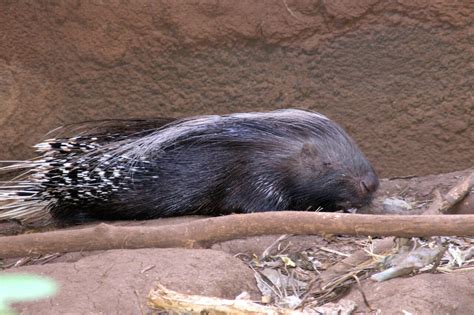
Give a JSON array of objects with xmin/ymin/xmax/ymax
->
[
  {"xmin": 4, "ymin": 248, "xmax": 259, "ymax": 315},
  {"xmin": 1, "ymin": 169, "xmax": 473, "ymax": 314},
  {"xmin": 0, "ymin": 1, "xmax": 473, "ymax": 177},
  {"xmin": 345, "ymin": 272, "xmax": 474, "ymax": 314}
]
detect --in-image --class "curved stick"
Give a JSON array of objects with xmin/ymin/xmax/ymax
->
[{"xmin": 1, "ymin": 212, "xmax": 474, "ymax": 259}]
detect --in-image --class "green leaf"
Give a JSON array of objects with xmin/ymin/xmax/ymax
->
[{"xmin": 0, "ymin": 273, "xmax": 57, "ymax": 314}]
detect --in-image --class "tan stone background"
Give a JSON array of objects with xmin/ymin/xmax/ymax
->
[{"xmin": 0, "ymin": 1, "xmax": 472, "ymax": 177}]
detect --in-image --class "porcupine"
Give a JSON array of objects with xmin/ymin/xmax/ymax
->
[{"xmin": 0, "ymin": 109, "xmax": 379, "ymax": 225}]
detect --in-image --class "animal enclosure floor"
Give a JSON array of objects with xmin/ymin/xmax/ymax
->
[{"xmin": 1, "ymin": 168, "xmax": 473, "ymax": 314}]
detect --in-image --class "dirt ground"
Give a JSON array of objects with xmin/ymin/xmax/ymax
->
[{"xmin": 1, "ymin": 168, "xmax": 473, "ymax": 314}]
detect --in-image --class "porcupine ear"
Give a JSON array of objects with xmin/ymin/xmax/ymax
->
[
  {"xmin": 292, "ymin": 141, "xmax": 335, "ymax": 179},
  {"xmin": 299, "ymin": 142, "xmax": 321, "ymax": 165}
]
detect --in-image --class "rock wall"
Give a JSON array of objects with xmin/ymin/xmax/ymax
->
[{"xmin": 0, "ymin": 1, "xmax": 472, "ymax": 176}]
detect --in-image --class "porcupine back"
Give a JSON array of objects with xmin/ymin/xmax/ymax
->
[{"xmin": 0, "ymin": 109, "xmax": 379, "ymax": 225}]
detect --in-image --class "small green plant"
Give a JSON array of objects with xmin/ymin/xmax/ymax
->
[{"xmin": 0, "ymin": 273, "xmax": 57, "ymax": 314}]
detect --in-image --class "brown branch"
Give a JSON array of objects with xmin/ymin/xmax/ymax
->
[
  {"xmin": 1, "ymin": 212, "xmax": 474, "ymax": 259},
  {"xmin": 424, "ymin": 172, "xmax": 474, "ymax": 215},
  {"xmin": 147, "ymin": 283, "xmax": 303, "ymax": 314}
]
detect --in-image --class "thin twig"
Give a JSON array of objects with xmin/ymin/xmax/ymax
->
[
  {"xmin": 318, "ymin": 247, "xmax": 350, "ymax": 257},
  {"xmin": 281, "ymin": 0, "xmax": 303, "ymax": 21},
  {"xmin": 352, "ymin": 274, "xmax": 372, "ymax": 310},
  {"xmin": 261, "ymin": 234, "xmax": 291, "ymax": 260}
]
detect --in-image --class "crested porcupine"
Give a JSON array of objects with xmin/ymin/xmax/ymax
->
[{"xmin": 0, "ymin": 109, "xmax": 379, "ymax": 225}]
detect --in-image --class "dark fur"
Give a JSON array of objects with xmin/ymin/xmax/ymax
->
[
  {"xmin": 48, "ymin": 110, "xmax": 379, "ymax": 223},
  {"xmin": 0, "ymin": 109, "xmax": 379, "ymax": 224}
]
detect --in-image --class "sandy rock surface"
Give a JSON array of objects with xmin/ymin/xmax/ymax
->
[{"xmin": 0, "ymin": 1, "xmax": 472, "ymax": 177}]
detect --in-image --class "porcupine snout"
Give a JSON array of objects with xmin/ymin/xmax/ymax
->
[{"xmin": 333, "ymin": 172, "xmax": 378, "ymax": 211}]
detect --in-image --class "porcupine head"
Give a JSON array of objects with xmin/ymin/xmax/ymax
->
[{"xmin": 283, "ymin": 127, "xmax": 379, "ymax": 212}]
